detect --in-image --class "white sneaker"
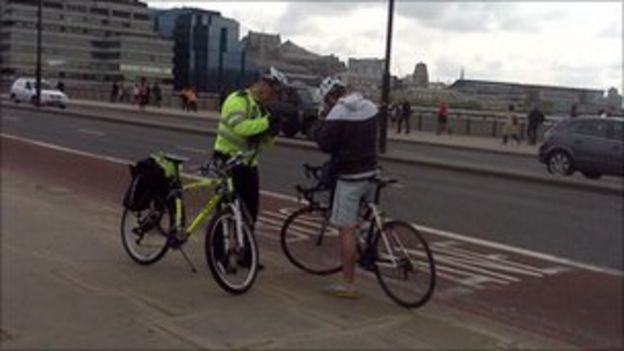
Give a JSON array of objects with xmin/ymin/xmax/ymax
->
[{"xmin": 322, "ymin": 281, "xmax": 359, "ymax": 299}]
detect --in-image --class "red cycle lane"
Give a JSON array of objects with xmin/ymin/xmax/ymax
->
[{"xmin": 3, "ymin": 133, "xmax": 622, "ymax": 350}]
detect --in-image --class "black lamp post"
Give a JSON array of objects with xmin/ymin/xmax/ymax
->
[
  {"xmin": 35, "ymin": 0, "xmax": 42, "ymax": 106},
  {"xmin": 379, "ymin": 0, "xmax": 395, "ymax": 153}
]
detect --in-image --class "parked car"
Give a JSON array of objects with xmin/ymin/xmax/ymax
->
[
  {"xmin": 269, "ymin": 83, "xmax": 321, "ymax": 138},
  {"xmin": 10, "ymin": 77, "xmax": 68, "ymax": 108},
  {"xmin": 538, "ymin": 117, "xmax": 624, "ymax": 178}
]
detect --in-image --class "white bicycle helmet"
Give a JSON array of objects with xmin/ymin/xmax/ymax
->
[
  {"xmin": 319, "ymin": 76, "xmax": 346, "ymax": 100},
  {"xmin": 261, "ymin": 66, "xmax": 288, "ymax": 92}
]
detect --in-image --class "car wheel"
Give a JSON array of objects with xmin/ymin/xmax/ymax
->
[
  {"xmin": 10, "ymin": 94, "xmax": 18, "ymax": 103},
  {"xmin": 59, "ymin": 104, "xmax": 66, "ymax": 109},
  {"xmin": 547, "ymin": 150, "xmax": 574, "ymax": 176},
  {"xmin": 581, "ymin": 170, "xmax": 601, "ymax": 179}
]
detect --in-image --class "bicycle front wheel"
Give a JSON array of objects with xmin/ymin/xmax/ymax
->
[
  {"xmin": 280, "ymin": 206, "xmax": 342, "ymax": 275},
  {"xmin": 373, "ymin": 220, "xmax": 436, "ymax": 308},
  {"xmin": 205, "ymin": 205, "xmax": 258, "ymax": 295},
  {"xmin": 120, "ymin": 200, "xmax": 171, "ymax": 265}
]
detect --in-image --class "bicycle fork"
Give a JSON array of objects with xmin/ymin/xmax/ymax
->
[{"xmin": 219, "ymin": 200, "xmax": 246, "ymax": 274}]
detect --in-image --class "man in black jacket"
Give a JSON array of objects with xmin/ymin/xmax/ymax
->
[
  {"xmin": 311, "ymin": 77, "xmax": 379, "ymax": 298},
  {"xmin": 527, "ymin": 105, "xmax": 545, "ymax": 145}
]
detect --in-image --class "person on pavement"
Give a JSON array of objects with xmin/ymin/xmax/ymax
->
[
  {"xmin": 212, "ymin": 66, "xmax": 287, "ymax": 268},
  {"xmin": 436, "ymin": 102, "xmax": 451, "ymax": 135},
  {"xmin": 397, "ymin": 100, "xmax": 412, "ymax": 134},
  {"xmin": 526, "ymin": 105, "xmax": 545, "ymax": 145},
  {"xmin": 310, "ymin": 77, "xmax": 379, "ymax": 298},
  {"xmin": 502, "ymin": 104, "xmax": 521, "ymax": 145}
]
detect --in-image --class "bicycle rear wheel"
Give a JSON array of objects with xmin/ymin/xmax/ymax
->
[
  {"xmin": 121, "ymin": 200, "xmax": 171, "ymax": 265},
  {"xmin": 373, "ymin": 220, "xmax": 436, "ymax": 308},
  {"xmin": 280, "ymin": 206, "xmax": 342, "ymax": 275},
  {"xmin": 205, "ymin": 205, "xmax": 258, "ymax": 295}
]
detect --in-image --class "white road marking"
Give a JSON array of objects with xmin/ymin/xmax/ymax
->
[
  {"xmin": 3, "ymin": 132, "xmax": 622, "ymax": 278},
  {"xmin": 77, "ymin": 129, "xmax": 105, "ymax": 137},
  {"xmin": 175, "ymin": 145, "xmax": 207, "ymax": 154},
  {"xmin": 3, "ymin": 116, "xmax": 20, "ymax": 122}
]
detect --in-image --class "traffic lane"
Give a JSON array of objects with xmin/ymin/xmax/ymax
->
[
  {"xmin": 3, "ymin": 134, "xmax": 621, "ymax": 349},
  {"xmin": 11, "ymin": 102, "xmax": 621, "ymax": 189},
  {"xmin": 2, "ymin": 110, "xmax": 622, "ymax": 269},
  {"xmin": 255, "ymin": 195, "xmax": 622, "ymax": 350}
]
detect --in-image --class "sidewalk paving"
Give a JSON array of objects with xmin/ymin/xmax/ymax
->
[
  {"xmin": 66, "ymin": 98, "xmax": 539, "ymax": 157},
  {"xmin": 1, "ymin": 167, "xmax": 573, "ymax": 349}
]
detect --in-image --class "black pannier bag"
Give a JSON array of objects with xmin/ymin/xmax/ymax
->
[{"xmin": 123, "ymin": 157, "xmax": 170, "ymax": 211}]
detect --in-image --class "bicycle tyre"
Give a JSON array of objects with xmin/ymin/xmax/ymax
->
[
  {"xmin": 205, "ymin": 204, "xmax": 258, "ymax": 295},
  {"xmin": 280, "ymin": 205, "xmax": 342, "ymax": 275},
  {"xmin": 373, "ymin": 220, "xmax": 436, "ymax": 308},
  {"xmin": 120, "ymin": 201, "xmax": 171, "ymax": 265}
]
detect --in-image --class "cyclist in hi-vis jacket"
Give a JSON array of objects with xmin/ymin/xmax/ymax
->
[{"xmin": 213, "ymin": 66, "xmax": 287, "ymax": 231}]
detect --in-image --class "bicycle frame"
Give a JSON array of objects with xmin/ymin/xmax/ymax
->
[
  {"xmin": 172, "ymin": 174, "xmax": 237, "ymax": 238},
  {"xmin": 361, "ymin": 202, "xmax": 402, "ymax": 269}
]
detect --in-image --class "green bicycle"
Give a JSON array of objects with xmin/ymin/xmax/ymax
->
[{"xmin": 121, "ymin": 151, "xmax": 259, "ymax": 295}]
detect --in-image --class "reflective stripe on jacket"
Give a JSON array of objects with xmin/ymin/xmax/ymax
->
[{"xmin": 214, "ymin": 90, "xmax": 272, "ymax": 164}]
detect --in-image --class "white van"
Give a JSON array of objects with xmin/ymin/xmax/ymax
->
[{"xmin": 10, "ymin": 78, "xmax": 68, "ymax": 108}]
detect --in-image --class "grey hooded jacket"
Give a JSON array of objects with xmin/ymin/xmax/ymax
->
[{"xmin": 310, "ymin": 93, "xmax": 379, "ymax": 177}]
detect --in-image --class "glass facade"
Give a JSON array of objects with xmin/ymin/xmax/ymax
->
[{"xmin": 153, "ymin": 8, "xmax": 257, "ymax": 93}]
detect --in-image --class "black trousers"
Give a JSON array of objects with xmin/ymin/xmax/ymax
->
[
  {"xmin": 213, "ymin": 151, "xmax": 259, "ymax": 224},
  {"xmin": 397, "ymin": 116, "xmax": 410, "ymax": 133},
  {"xmin": 231, "ymin": 164, "xmax": 260, "ymax": 224}
]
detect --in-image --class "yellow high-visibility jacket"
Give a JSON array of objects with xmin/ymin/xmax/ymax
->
[{"xmin": 214, "ymin": 90, "xmax": 274, "ymax": 165}]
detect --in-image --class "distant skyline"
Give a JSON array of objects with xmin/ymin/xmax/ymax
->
[{"xmin": 147, "ymin": 1, "xmax": 623, "ymax": 93}]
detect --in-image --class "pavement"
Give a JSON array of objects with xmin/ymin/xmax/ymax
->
[{"xmin": 2, "ymin": 135, "xmax": 579, "ymax": 350}]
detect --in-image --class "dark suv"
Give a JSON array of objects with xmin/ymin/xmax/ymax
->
[
  {"xmin": 538, "ymin": 117, "xmax": 624, "ymax": 178},
  {"xmin": 269, "ymin": 83, "xmax": 321, "ymax": 138}
]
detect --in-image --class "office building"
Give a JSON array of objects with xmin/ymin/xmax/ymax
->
[
  {"xmin": 152, "ymin": 8, "xmax": 257, "ymax": 93},
  {"xmin": 0, "ymin": 0, "xmax": 173, "ymax": 89}
]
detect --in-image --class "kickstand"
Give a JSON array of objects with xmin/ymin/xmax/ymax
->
[{"xmin": 178, "ymin": 247, "xmax": 198, "ymax": 273}]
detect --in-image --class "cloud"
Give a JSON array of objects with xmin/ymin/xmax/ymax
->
[
  {"xmin": 275, "ymin": 2, "xmax": 382, "ymax": 36},
  {"xmin": 145, "ymin": 1, "xmax": 622, "ymax": 92}
]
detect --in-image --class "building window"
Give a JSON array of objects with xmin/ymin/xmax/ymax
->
[
  {"xmin": 90, "ymin": 7, "xmax": 108, "ymax": 16},
  {"xmin": 112, "ymin": 10, "xmax": 130, "ymax": 18},
  {"xmin": 43, "ymin": 1, "xmax": 62, "ymax": 9},
  {"xmin": 9, "ymin": 0, "xmax": 37, "ymax": 6},
  {"xmin": 133, "ymin": 13, "xmax": 150, "ymax": 21}
]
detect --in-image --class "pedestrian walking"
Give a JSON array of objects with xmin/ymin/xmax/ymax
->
[
  {"xmin": 186, "ymin": 87, "xmax": 198, "ymax": 112},
  {"xmin": 389, "ymin": 103, "xmax": 400, "ymax": 126},
  {"xmin": 138, "ymin": 79, "xmax": 150, "ymax": 110},
  {"xmin": 396, "ymin": 100, "xmax": 411, "ymax": 134},
  {"xmin": 131, "ymin": 84, "xmax": 140, "ymax": 105},
  {"xmin": 56, "ymin": 80, "xmax": 65, "ymax": 93},
  {"xmin": 570, "ymin": 103, "xmax": 579, "ymax": 118},
  {"xmin": 152, "ymin": 82, "xmax": 162, "ymax": 108},
  {"xmin": 110, "ymin": 82, "xmax": 119, "ymax": 103},
  {"xmin": 526, "ymin": 105, "xmax": 545, "ymax": 145},
  {"xmin": 436, "ymin": 102, "xmax": 451, "ymax": 135},
  {"xmin": 502, "ymin": 104, "xmax": 521, "ymax": 145},
  {"xmin": 179, "ymin": 88, "xmax": 189, "ymax": 110}
]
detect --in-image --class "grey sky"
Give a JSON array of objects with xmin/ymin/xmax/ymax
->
[{"xmin": 148, "ymin": 1, "xmax": 623, "ymax": 93}]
